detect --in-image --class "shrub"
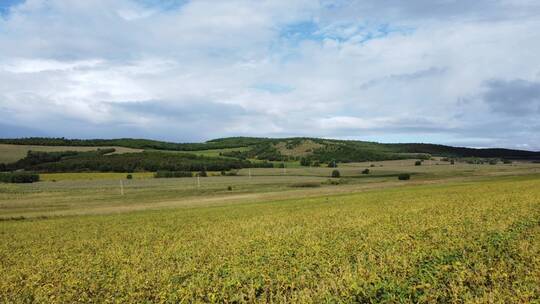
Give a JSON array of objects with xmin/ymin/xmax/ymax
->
[
  {"xmin": 398, "ymin": 173, "xmax": 411, "ymax": 181},
  {"xmin": 370, "ymin": 164, "xmax": 375, "ymax": 167},
  {"xmin": 221, "ymin": 170, "xmax": 238, "ymax": 176},
  {"xmin": 227, "ymin": 186, "xmax": 233, "ymax": 191},
  {"xmin": 312, "ymin": 161, "xmax": 320, "ymax": 167},
  {"xmin": 327, "ymin": 161, "xmax": 338, "ymax": 168},
  {"xmin": 325, "ymin": 179, "xmax": 340, "ymax": 185},
  {"xmin": 415, "ymin": 161, "xmax": 422, "ymax": 166},
  {"xmin": 362, "ymin": 169, "xmax": 370, "ymax": 175},
  {"xmin": 154, "ymin": 171, "xmax": 192, "ymax": 178},
  {"xmin": 332, "ymin": 170, "xmax": 341, "ymax": 178},
  {"xmin": 489, "ymin": 159, "xmax": 498, "ymax": 165},
  {"xmin": 126, "ymin": 174, "xmax": 133, "ymax": 180},
  {"xmin": 0, "ymin": 172, "xmax": 40, "ymax": 183},
  {"xmin": 503, "ymin": 159, "xmax": 512, "ymax": 164},
  {"xmin": 450, "ymin": 160, "xmax": 455, "ymax": 165},
  {"xmin": 199, "ymin": 170, "xmax": 208, "ymax": 177},
  {"xmin": 300, "ymin": 158, "xmax": 310, "ymax": 166}
]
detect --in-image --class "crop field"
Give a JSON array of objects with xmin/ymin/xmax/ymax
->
[
  {"xmin": 0, "ymin": 144, "xmax": 142, "ymax": 163},
  {"xmin": 1, "ymin": 161, "xmax": 540, "ymax": 302},
  {"xmin": 1, "ymin": 175, "xmax": 540, "ymax": 302}
]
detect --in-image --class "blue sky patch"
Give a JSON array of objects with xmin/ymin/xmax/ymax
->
[
  {"xmin": 280, "ymin": 20, "xmax": 414, "ymax": 45},
  {"xmin": 280, "ymin": 21, "xmax": 320, "ymax": 42},
  {"xmin": 0, "ymin": 0, "xmax": 25, "ymax": 16},
  {"xmin": 252, "ymin": 83, "xmax": 294, "ymax": 94},
  {"xmin": 134, "ymin": 0, "xmax": 188, "ymax": 11}
]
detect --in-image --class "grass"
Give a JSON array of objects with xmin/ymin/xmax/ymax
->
[
  {"xmin": 151, "ymin": 147, "xmax": 251, "ymax": 158},
  {"xmin": 0, "ymin": 144, "xmax": 142, "ymax": 163},
  {"xmin": 275, "ymin": 139, "xmax": 323, "ymax": 157},
  {"xmin": 1, "ymin": 176, "xmax": 539, "ymax": 302},
  {"xmin": 40, "ymin": 172, "xmax": 155, "ymax": 182},
  {"xmin": 1, "ymin": 161, "xmax": 540, "ymax": 302},
  {"xmin": 289, "ymin": 181, "xmax": 321, "ymax": 188},
  {"xmin": 1, "ymin": 160, "xmax": 539, "ymax": 219}
]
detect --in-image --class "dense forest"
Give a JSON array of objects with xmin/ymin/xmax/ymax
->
[
  {"xmin": 221, "ymin": 143, "xmax": 284, "ymax": 161},
  {"xmin": 0, "ymin": 137, "xmax": 266, "ymax": 151},
  {"xmin": 384, "ymin": 143, "xmax": 540, "ymax": 159},
  {"xmin": 1, "ymin": 150, "xmax": 273, "ymax": 173},
  {"xmin": 309, "ymin": 145, "xmax": 430, "ymax": 163}
]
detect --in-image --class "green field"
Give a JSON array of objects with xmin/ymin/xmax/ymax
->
[
  {"xmin": 2, "ymin": 161, "xmax": 538, "ymax": 219},
  {"xmin": 1, "ymin": 160, "xmax": 540, "ymax": 302},
  {"xmin": 152, "ymin": 146, "xmax": 251, "ymax": 158}
]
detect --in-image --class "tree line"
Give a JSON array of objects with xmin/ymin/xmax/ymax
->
[
  {"xmin": 0, "ymin": 137, "xmax": 256, "ymax": 152},
  {"xmin": 0, "ymin": 172, "xmax": 40, "ymax": 183},
  {"xmin": 2, "ymin": 150, "xmax": 273, "ymax": 173}
]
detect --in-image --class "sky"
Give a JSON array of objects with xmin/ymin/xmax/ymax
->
[{"xmin": 0, "ymin": 0, "xmax": 540, "ymax": 149}]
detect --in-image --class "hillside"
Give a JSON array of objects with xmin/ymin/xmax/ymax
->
[
  {"xmin": 1, "ymin": 137, "xmax": 540, "ymax": 167},
  {"xmin": 0, "ymin": 143, "xmax": 142, "ymax": 164},
  {"xmin": 0, "ymin": 137, "xmax": 260, "ymax": 151}
]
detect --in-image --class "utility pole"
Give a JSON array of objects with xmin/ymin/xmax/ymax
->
[
  {"xmin": 248, "ymin": 168, "xmax": 252, "ymax": 179},
  {"xmin": 197, "ymin": 174, "xmax": 200, "ymax": 189},
  {"xmin": 120, "ymin": 180, "xmax": 124, "ymax": 196}
]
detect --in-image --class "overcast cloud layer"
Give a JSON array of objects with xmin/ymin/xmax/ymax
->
[{"xmin": 1, "ymin": 0, "xmax": 540, "ymax": 149}]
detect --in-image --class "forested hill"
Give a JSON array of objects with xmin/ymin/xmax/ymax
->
[
  {"xmin": 0, "ymin": 137, "xmax": 260, "ymax": 151},
  {"xmin": 2, "ymin": 137, "xmax": 540, "ymax": 162}
]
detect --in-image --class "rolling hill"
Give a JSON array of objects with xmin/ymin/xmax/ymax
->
[
  {"xmin": 1, "ymin": 137, "xmax": 539, "ymax": 173},
  {"xmin": 2, "ymin": 137, "xmax": 540, "ymax": 160}
]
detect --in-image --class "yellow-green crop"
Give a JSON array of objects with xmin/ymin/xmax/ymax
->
[{"xmin": 1, "ymin": 175, "xmax": 539, "ymax": 303}]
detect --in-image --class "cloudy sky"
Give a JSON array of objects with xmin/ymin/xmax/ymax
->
[{"xmin": 1, "ymin": 0, "xmax": 540, "ymax": 149}]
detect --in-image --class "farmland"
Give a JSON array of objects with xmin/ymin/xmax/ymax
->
[
  {"xmin": 1, "ymin": 140, "xmax": 540, "ymax": 302},
  {"xmin": 1, "ymin": 171, "xmax": 540, "ymax": 302},
  {"xmin": 2, "ymin": 160, "xmax": 539, "ymax": 219}
]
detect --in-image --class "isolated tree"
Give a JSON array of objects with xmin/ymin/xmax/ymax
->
[
  {"xmin": 332, "ymin": 170, "xmax": 341, "ymax": 178},
  {"xmin": 362, "ymin": 169, "xmax": 370, "ymax": 174},
  {"xmin": 415, "ymin": 160, "xmax": 422, "ymax": 166}
]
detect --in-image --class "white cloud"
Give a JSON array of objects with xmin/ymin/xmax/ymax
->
[{"xmin": 0, "ymin": 0, "xmax": 539, "ymax": 149}]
